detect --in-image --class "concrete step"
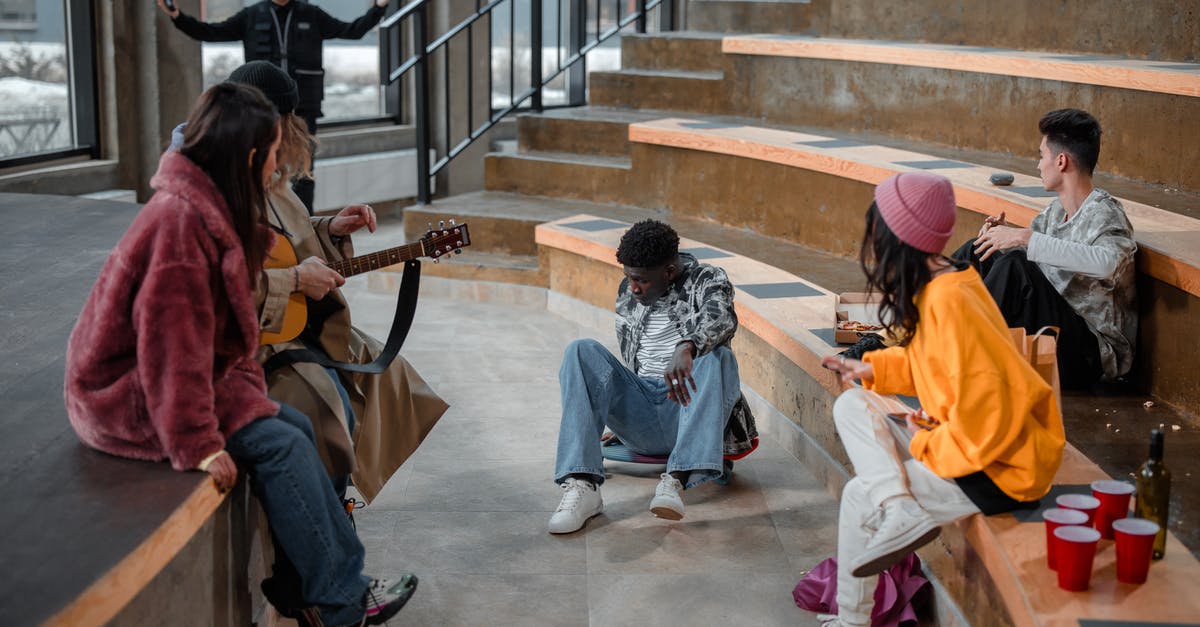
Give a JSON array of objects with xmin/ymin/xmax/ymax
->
[
  {"xmin": 722, "ymin": 45, "xmax": 1200, "ymax": 193},
  {"xmin": 688, "ymin": 0, "xmax": 1193, "ymax": 62},
  {"xmin": 515, "ymin": 107, "xmax": 666, "ymax": 156},
  {"xmin": 687, "ymin": 0, "xmax": 826, "ymax": 36},
  {"xmin": 373, "ymin": 248, "xmax": 546, "ymax": 288},
  {"xmin": 399, "ymin": 190, "xmax": 866, "ymax": 293},
  {"xmin": 483, "ymin": 150, "xmax": 635, "ymax": 204},
  {"xmin": 588, "ymin": 69, "xmax": 729, "ymax": 113},
  {"xmin": 619, "ymin": 31, "xmax": 727, "ymax": 73}
]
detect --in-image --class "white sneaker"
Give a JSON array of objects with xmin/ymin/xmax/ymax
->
[
  {"xmin": 849, "ymin": 497, "xmax": 940, "ymax": 577},
  {"xmin": 548, "ymin": 478, "xmax": 603, "ymax": 534},
  {"xmin": 649, "ymin": 473, "xmax": 685, "ymax": 520}
]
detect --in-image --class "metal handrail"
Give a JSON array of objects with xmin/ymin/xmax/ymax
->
[{"xmin": 380, "ymin": 0, "xmax": 674, "ymax": 203}]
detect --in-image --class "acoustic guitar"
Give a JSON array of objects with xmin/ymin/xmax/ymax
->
[{"xmin": 261, "ymin": 221, "xmax": 471, "ymax": 345}]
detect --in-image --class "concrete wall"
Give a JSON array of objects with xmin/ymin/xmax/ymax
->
[{"xmin": 687, "ymin": 0, "xmax": 1200, "ymax": 62}]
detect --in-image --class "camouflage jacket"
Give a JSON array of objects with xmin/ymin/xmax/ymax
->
[
  {"xmin": 1029, "ymin": 188, "xmax": 1137, "ymax": 379},
  {"xmin": 614, "ymin": 253, "xmax": 758, "ymax": 455}
]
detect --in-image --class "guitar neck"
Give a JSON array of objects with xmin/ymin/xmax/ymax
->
[{"xmin": 331, "ymin": 242, "xmax": 425, "ymax": 278}]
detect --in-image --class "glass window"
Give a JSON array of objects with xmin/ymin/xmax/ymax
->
[
  {"xmin": 490, "ymin": 0, "xmax": 656, "ymax": 112},
  {"xmin": 200, "ymin": 0, "xmax": 385, "ymax": 125},
  {"xmin": 0, "ymin": 0, "xmax": 91, "ymax": 163}
]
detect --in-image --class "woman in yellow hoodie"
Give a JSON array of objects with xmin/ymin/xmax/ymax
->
[{"xmin": 819, "ymin": 172, "xmax": 1064, "ymax": 627}]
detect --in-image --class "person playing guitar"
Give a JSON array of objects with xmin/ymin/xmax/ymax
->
[{"xmin": 228, "ymin": 61, "xmax": 451, "ymax": 621}]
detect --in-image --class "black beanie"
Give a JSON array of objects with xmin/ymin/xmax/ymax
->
[{"xmin": 228, "ymin": 60, "xmax": 299, "ymax": 115}]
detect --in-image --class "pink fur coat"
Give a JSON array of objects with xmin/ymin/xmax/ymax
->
[{"xmin": 64, "ymin": 150, "xmax": 279, "ymax": 470}]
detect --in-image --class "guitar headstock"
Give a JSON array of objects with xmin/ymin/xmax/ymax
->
[{"xmin": 420, "ymin": 220, "xmax": 472, "ymax": 260}]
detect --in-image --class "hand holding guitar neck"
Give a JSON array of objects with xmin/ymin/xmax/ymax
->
[{"xmin": 295, "ymin": 256, "xmax": 345, "ymax": 300}]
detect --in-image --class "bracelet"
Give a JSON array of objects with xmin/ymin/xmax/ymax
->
[
  {"xmin": 292, "ymin": 267, "xmax": 300, "ymax": 293},
  {"xmin": 196, "ymin": 449, "xmax": 226, "ymax": 471}
]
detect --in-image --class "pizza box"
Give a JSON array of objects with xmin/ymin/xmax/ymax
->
[{"xmin": 835, "ymin": 292, "xmax": 886, "ymax": 344}]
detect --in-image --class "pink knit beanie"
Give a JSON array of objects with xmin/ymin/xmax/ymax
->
[{"xmin": 873, "ymin": 172, "xmax": 957, "ymax": 253}]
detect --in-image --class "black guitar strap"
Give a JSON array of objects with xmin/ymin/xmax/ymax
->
[{"xmin": 262, "ymin": 259, "xmax": 421, "ymax": 375}]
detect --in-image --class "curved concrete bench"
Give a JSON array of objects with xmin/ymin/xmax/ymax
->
[
  {"xmin": 628, "ymin": 117, "xmax": 1200, "ymax": 299},
  {"xmin": 535, "ymin": 213, "xmax": 1200, "ymax": 626},
  {"xmin": 722, "ymin": 35, "xmax": 1200, "ymax": 98},
  {"xmin": 0, "ymin": 193, "xmax": 258, "ymax": 626},
  {"xmin": 34, "ymin": 455, "xmax": 227, "ymax": 626}
]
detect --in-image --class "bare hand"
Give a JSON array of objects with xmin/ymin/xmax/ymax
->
[
  {"xmin": 973, "ymin": 225, "xmax": 1031, "ymax": 261},
  {"xmin": 205, "ymin": 452, "xmax": 238, "ymax": 492},
  {"xmin": 820, "ymin": 354, "xmax": 874, "ymax": 386},
  {"xmin": 977, "ymin": 210, "xmax": 1007, "ymax": 238},
  {"xmin": 296, "ymin": 256, "xmax": 345, "ymax": 300},
  {"xmin": 665, "ymin": 342, "xmax": 697, "ymax": 406},
  {"xmin": 155, "ymin": 0, "xmax": 180, "ymax": 18},
  {"xmin": 330, "ymin": 204, "xmax": 377, "ymax": 237}
]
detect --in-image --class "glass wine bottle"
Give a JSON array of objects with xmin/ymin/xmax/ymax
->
[{"xmin": 1134, "ymin": 428, "xmax": 1171, "ymax": 560}]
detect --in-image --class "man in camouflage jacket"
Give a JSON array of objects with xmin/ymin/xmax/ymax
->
[{"xmin": 548, "ymin": 220, "xmax": 756, "ymax": 534}]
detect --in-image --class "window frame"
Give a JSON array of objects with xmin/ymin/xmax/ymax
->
[{"xmin": 0, "ymin": 0, "xmax": 99, "ymax": 169}]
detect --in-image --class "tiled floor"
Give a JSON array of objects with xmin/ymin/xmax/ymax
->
[{"xmin": 341, "ymin": 278, "xmax": 837, "ymax": 627}]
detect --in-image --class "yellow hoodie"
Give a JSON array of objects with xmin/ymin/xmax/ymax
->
[{"xmin": 863, "ymin": 267, "xmax": 1064, "ymax": 502}]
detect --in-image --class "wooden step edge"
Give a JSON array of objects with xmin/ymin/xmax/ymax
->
[
  {"xmin": 628, "ymin": 118, "xmax": 1200, "ymax": 299},
  {"xmin": 43, "ymin": 481, "xmax": 225, "ymax": 627},
  {"xmin": 722, "ymin": 35, "xmax": 1200, "ymax": 98}
]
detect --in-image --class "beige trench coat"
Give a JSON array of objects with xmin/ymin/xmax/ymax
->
[{"xmin": 255, "ymin": 188, "xmax": 448, "ymax": 502}]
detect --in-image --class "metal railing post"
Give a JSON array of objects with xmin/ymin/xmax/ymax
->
[
  {"xmin": 636, "ymin": 0, "xmax": 646, "ymax": 33},
  {"xmin": 568, "ymin": 0, "xmax": 586, "ymax": 105},
  {"xmin": 414, "ymin": 3, "xmax": 432, "ymax": 204},
  {"xmin": 531, "ymin": 0, "xmax": 543, "ymax": 111}
]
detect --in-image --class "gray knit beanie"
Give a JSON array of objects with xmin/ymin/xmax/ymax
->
[{"xmin": 228, "ymin": 61, "xmax": 298, "ymax": 115}]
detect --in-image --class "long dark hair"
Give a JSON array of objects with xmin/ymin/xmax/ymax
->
[
  {"xmin": 859, "ymin": 202, "xmax": 937, "ymax": 343},
  {"xmin": 179, "ymin": 83, "xmax": 279, "ymax": 285}
]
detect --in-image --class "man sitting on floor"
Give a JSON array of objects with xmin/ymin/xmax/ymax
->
[
  {"xmin": 548, "ymin": 220, "xmax": 756, "ymax": 534},
  {"xmin": 954, "ymin": 108, "xmax": 1137, "ymax": 388}
]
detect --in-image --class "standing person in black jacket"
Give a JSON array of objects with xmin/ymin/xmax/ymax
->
[{"xmin": 157, "ymin": 0, "xmax": 389, "ymax": 214}]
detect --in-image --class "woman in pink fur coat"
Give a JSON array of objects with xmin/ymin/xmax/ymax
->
[{"xmin": 63, "ymin": 83, "xmax": 415, "ymax": 627}]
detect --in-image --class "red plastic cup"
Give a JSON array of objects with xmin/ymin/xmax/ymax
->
[
  {"xmin": 1056, "ymin": 493, "xmax": 1101, "ymax": 527},
  {"xmin": 1054, "ymin": 525, "xmax": 1101, "ymax": 591},
  {"xmin": 1112, "ymin": 518, "xmax": 1160, "ymax": 584},
  {"xmin": 1091, "ymin": 480, "xmax": 1135, "ymax": 539},
  {"xmin": 1043, "ymin": 508, "xmax": 1090, "ymax": 569}
]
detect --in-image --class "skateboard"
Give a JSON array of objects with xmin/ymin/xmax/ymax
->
[{"xmin": 600, "ymin": 432, "xmax": 759, "ymax": 485}]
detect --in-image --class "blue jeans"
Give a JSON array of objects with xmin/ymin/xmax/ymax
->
[
  {"xmin": 554, "ymin": 339, "xmax": 741, "ymax": 489},
  {"xmin": 225, "ymin": 404, "xmax": 369, "ymax": 625},
  {"xmin": 325, "ymin": 366, "xmax": 356, "ymax": 500}
]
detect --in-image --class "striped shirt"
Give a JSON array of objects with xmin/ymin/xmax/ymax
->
[{"xmin": 635, "ymin": 299, "xmax": 683, "ymax": 378}]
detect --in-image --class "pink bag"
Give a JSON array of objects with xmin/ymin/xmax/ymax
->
[{"xmin": 792, "ymin": 553, "xmax": 929, "ymax": 627}]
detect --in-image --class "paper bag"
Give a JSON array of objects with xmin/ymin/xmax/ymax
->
[{"xmin": 1009, "ymin": 326, "xmax": 1062, "ymax": 408}]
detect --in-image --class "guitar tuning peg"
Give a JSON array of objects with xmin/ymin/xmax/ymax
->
[
  {"xmin": 439, "ymin": 220, "xmax": 445, "ymax": 229},
  {"xmin": 454, "ymin": 248, "xmax": 462, "ymax": 254},
  {"xmin": 449, "ymin": 219, "xmax": 456, "ymax": 226},
  {"xmin": 433, "ymin": 257, "xmax": 440, "ymax": 264},
  {"xmin": 427, "ymin": 222, "xmax": 433, "ymax": 232},
  {"xmin": 456, "ymin": 240, "xmax": 462, "ymax": 246}
]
